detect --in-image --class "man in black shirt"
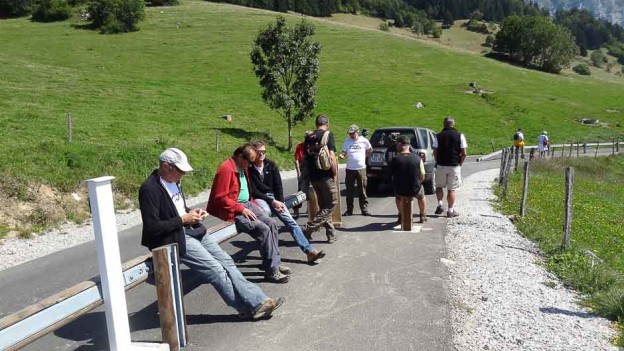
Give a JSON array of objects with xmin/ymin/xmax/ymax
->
[
  {"xmin": 303, "ymin": 114, "xmax": 338, "ymax": 244},
  {"xmin": 433, "ymin": 116, "xmax": 467, "ymax": 218},
  {"xmin": 390, "ymin": 135, "xmax": 427, "ymax": 227}
]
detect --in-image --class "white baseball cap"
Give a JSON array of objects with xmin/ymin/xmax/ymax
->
[{"xmin": 159, "ymin": 148, "xmax": 193, "ymax": 172}]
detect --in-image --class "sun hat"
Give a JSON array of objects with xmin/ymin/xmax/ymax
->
[
  {"xmin": 348, "ymin": 124, "xmax": 359, "ymax": 134},
  {"xmin": 159, "ymin": 148, "xmax": 193, "ymax": 172}
]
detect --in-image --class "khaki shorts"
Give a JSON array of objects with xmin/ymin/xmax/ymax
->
[{"xmin": 435, "ymin": 165, "xmax": 462, "ymax": 191}]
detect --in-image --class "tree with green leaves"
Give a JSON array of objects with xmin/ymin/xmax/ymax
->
[{"xmin": 250, "ymin": 16, "xmax": 322, "ymax": 150}]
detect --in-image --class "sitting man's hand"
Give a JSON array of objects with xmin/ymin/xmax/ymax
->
[
  {"xmin": 182, "ymin": 212, "xmax": 203, "ymax": 225},
  {"xmin": 241, "ymin": 208, "xmax": 257, "ymax": 221},
  {"xmin": 272, "ymin": 200, "xmax": 286, "ymax": 213}
]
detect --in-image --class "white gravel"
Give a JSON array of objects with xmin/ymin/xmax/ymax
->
[
  {"xmin": 446, "ymin": 169, "xmax": 618, "ymax": 351},
  {"xmin": 0, "ymin": 168, "xmax": 619, "ymax": 350}
]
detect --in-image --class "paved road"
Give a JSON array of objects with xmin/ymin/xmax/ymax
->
[{"xmin": 1, "ymin": 156, "xmax": 500, "ymax": 351}]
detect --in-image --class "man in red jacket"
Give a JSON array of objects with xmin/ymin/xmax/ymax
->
[{"xmin": 207, "ymin": 143, "xmax": 289, "ymax": 283}]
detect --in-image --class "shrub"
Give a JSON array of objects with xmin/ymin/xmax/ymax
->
[
  {"xmin": 590, "ymin": 50, "xmax": 605, "ymax": 67},
  {"xmin": 0, "ymin": 0, "xmax": 31, "ymax": 17},
  {"xmin": 379, "ymin": 21, "xmax": 389, "ymax": 32},
  {"xmin": 465, "ymin": 19, "xmax": 489, "ymax": 34},
  {"xmin": 148, "ymin": 0, "xmax": 177, "ymax": 5},
  {"xmin": 31, "ymin": 0, "xmax": 70, "ymax": 22},
  {"xmin": 573, "ymin": 63, "xmax": 591, "ymax": 75},
  {"xmin": 432, "ymin": 26, "xmax": 442, "ymax": 39},
  {"xmin": 88, "ymin": 0, "xmax": 145, "ymax": 34},
  {"xmin": 580, "ymin": 46, "xmax": 588, "ymax": 57},
  {"xmin": 484, "ymin": 34, "xmax": 495, "ymax": 47}
]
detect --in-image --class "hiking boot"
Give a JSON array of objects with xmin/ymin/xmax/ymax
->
[
  {"xmin": 264, "ymin": 271, "xmax": 290, "ymax": 284},
  {"xmin": 326, "ymin": 233, "xmax": 337, "ymax": 244},
  {"xmin": 343, "ymin": 210, "xmax": 353, "ymax": 216},
  {"xmin": 434, "ymin": 205, "xmax": 445, "ymax": 215},
  {"xmin": 307, "ymin": 249, "xmax": 326, "ymax": 264},
  {"xmin": 419, "ymin": 214, "xmax": 428, "ymax": 223},
  {"xmin": 253, "ymin": 297, "xmax": 285, "ymax": 320},
  {"xmin": 361, "ymin": 210, "xmax": 371, "ymax": 216},
  {"xmin": 447, "ymin": 211, "xmax": 460, "ymax": 218}
]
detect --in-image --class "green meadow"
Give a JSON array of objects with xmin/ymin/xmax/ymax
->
[{"xmin": 1, "ymin": 0, "xmax": 623, "ymax": 199}]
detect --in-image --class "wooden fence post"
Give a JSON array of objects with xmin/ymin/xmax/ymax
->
[
  {"xmin": 576, "ymin": 141, "xmax": 579, "ymax": 158},
  {"xmin": 499, "ymin": 148, "xmax": 508, "ymax": 185},
  {"xmin": 595, "ymin": 142, "xmax": 599, "ymax": 158},
  {"xmin": 561, "ymin": 144, "xmax": 565, "ymax": 157},
  {"xmin": 617, "ymin": 140, "xmax": 620, "ymax": 153},
  {"xmin": 529, "ymin": 147, "xmax": 536, "ymax": 161},
  {"xmin": 514, "ymin": 147, "xmax": 519, "ymax": 172},
  {"xmin": 490, "ymin": 140, "xmax": 495, "ymax": 152},
  {"xmin": 401, "ymin": 197, "xmax": 413, "ymax": 231},
  {"xmin": 569, "ymin": 143, "xmax": 573, "ymax": 157},
  {"xmin": 502, "ymin": 148, "xmax": 513, "ymax": 198},
  {"xmin": 562, "ymin": 167, "xmax": 574, "ymax": 249},
  {"xmin": 520, "ymin": 161, "xmax": 530, "ymax": 217},
  {"xmin": 583, "ymin": 143, "xmax": 587, "ymax": 154}
]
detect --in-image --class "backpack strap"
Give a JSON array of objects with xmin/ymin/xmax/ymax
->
[{"xmin": 320, "ymin": 131, "xmax": 330, "ymax": 146}]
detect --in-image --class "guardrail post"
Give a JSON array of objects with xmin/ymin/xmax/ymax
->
[
  {"xmin": 86, "ymin": 176, "xmax": 168, "ymax": 351},
  {"xmin": 520, "ymin": 161, "xmax": 530, "ymax": 217},
  {"xmin": 153, "ymin": 245, "xmax": 187, "ymax": 350},
  {"xmin": 562, "ymin": 167, "xmax": 574, "ymax": 249}
]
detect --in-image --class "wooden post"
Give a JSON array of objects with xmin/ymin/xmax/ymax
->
[
  {"xmin": 67, "ymin": 113, "xmax": 73, "ymax": 143},
  {"xmin": 595, "ymin": 142, "xmax": 599, "ymax": 158},
  {"xmin": 561, "ymin": 144, "xmax": 565, "ymax": 157},
  {"xmin": 613, "ymin": 141, "xmax": 616, "ymax": 155},
  {"xmin": 490, "ymin": 140, "xmax": 495, "ymax": 152},
  {"xmin": 401, "ymin": 197, "xmax": 413, "ymax": 231},
  {"xmin": 576, "ymin": 141, "xmax": 579, "ymax": 158},
  {"xmin": 551, "ymin": 146, "xmax": 555, "ymax": 158},
  {"xmin": 617, "ymin": 140, "xmax": 620, "ymax": 153},
  {"xmin": 502, "ymin": 149, "xmax": 513, "ymax": 198},
  {"xmin": 568, "ymin": 143, "xmax": 573, "ymax": 157},
  {"xmin": 529, "ymin": 147, "xmax": 536, "ymax": 161},
  {"xmin": 562, "ymin": 167, "xmax": 574, "ymax": 249},
  {"xmin": 520, "ymin": 161, "xmax": 530, "ymax": 217},
  {"xmin": 215, "ymin": 130, "xmax": 220, "ymax": 152},
  {"xmin": 153, "ymin": 246, "xmax": 187, "ymax": 351},
  {"xmin": 514, "ymin": 147, "xmax": 519, "ymax": 172},
  {"xmin": 583, "ymin": 143, "xmax": 587, "ymax": 154},
  {"xmin": 499, "ymin": 148, "xmax": 507, "ymax": 184}
]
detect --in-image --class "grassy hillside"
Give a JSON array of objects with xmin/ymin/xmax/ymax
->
[{"xmin": 0, "ymin": 0, "xmax": 623, "ymax": 204}]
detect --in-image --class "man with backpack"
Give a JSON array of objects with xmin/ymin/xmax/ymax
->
[
  {"xmin": 513, "ymin": 128, "xmax": 525, "ymax": 159},
  {"xmin": 303, "ymin": 114, "xmax": 338, "ymax": 244}
]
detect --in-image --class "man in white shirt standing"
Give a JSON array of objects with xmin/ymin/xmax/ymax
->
[
  {"xmin": 340, "ymin": 124, "xmax": 373, "ymax": 216},
  {"xmin": 537, "ymin": 131, "xmax": 549, "ymax": 158}
]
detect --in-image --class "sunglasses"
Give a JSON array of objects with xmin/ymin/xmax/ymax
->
[{"xmin": 257, "ymin": 150, "xmax": 266, "ymax": 155}]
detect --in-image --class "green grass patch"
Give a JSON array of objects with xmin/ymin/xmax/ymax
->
[
  {"xmin": 1, "ymin": 0, "xmax": 623, "ymax": 202},
  {"xmin": 495, "ymin": 154, "xmax": 624, "ymax": 339}
]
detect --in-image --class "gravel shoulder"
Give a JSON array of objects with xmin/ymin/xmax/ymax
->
[
  {"xmin": 446, "ymin": 169, "xmax": 618, "ymax": 351},
  {"xmin": 0, "ymin": 169, "xmax": 618, "ymax": 350}
]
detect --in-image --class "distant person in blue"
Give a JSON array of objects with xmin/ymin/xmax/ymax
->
[
  {"xmin": 248, "ymin": 140, "xmax": 326, "ymax": 264},
  {"xmin": 139, "ymin": 147, "xmax": 284, "ymax": 320}
]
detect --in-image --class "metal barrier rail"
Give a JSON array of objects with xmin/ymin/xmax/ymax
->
[{"xmin": 0, "ymin": 191, "xmax": 307, "ymax": 351}]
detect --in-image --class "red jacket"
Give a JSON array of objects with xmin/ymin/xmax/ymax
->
[{"xmin": 207, "ymin": 158, "xmax": 256, "ymax": 222}]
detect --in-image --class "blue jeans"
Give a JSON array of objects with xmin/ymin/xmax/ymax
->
[
  {"xmin": 256, "ymin": 195, "xmax": 314, "ymax": 254},
  {"xmin": 181, "ymin": 233, "xmax": 268, "ymax": 313}
]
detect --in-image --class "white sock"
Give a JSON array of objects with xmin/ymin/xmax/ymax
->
[
  {"xmin": 438, "ymin": 200, "xmax": 443, "ymax": 206},
  {"xmin": 448, "ymin": 207, "xmax": 454, "ymax": 213}
]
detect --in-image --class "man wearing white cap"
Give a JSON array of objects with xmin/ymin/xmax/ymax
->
[
  {"xmin": 340, "ymin": 124, "xmax": 373, "ymax": 216},
  {"xmin": 139, "ymin": 148, "xmax": 284, "ymax": 320}
]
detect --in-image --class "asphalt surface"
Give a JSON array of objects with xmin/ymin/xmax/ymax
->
[{"xmin": 0, "ymin": 156, "xmax": 501, "ymax": 351}]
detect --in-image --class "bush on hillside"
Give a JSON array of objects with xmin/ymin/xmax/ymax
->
[
  {"xmin": 432, "ymin": 26, "xmax": 442, "ymax": 38},
  {"xmin": 484, "ymin": 34, "xmax": 495, "ymax": 47},
  {"xmin": 379, "ymin": 21, "xmax": 389, "ymax": 32},
  {"xmin": 0, "ymin": 0, "xmax": 31, "ymax": 17},
  {"xmin": 148, "ymin": 0, "xmax": 177, "ymax": 6},
  {"xmin": 590, "ymin": 50, "xmax": 605, "ymax": 67},
  {"xmin": 573, "ymin": 63, "xmax": 591, "ymax": 75},
  {"xmin": 88, "ymin": 0, "xmax": 144, "ymax": 33},
  {"xmin": 31, "ymin": 0, "xmax": 70, "ymax": 22},
  {"xmin": 464, "ymin": 19, "xmax": 489, "ymax": 34}
]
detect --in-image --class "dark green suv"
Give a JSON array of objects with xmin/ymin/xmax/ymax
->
[{"xmin": 365, "ymin": 126, "xmax": 437, "ymax": 194}]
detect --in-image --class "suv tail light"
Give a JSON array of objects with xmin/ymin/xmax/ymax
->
[{"xmin": 418, "ymin": 152, "xmax": 426, "ymax": 162}]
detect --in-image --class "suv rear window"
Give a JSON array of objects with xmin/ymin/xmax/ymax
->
[{"xmin": 370, "ymin": 129, "xmax": 422, "ymax": 149}]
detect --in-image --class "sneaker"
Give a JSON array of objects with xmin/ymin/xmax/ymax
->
[
  {"xmin": 264, "ymin": 271, "xmax": 290, "ymax": 284},
  {"xmin": 343, "ymin": 210, "xmax": 353, "ymax": 216},
  {"xmin": 361, "ymin": 210, "xmax": 371, "ymax": 216},
  {"xmin": 326, "ymin": 233, "xmax": 337, "ymax": 244},
  {"xmin": 307, "ymin": 249, "xmax": 326, "ymax": 264},
  {"xmin": 419, "ymin": 214, "xmax": 428, "ymax": 223},
  {"xmin": 393, "ymin": 224, "xmax": 402, "ymax": 230},
  {"xmin": 279, "ymin": 266, "xmax": 291, "ymax": 275},
  {"xmin": 435, "ymin": 205, "xmax": 445, "ymax": 215},
  {"xmin": 447, "ymin": 211, "xmax": 460, "ymax": 218},
  {"xmin": 252, "ymin": 297, "xmax": 285, "ymax": 320}
]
